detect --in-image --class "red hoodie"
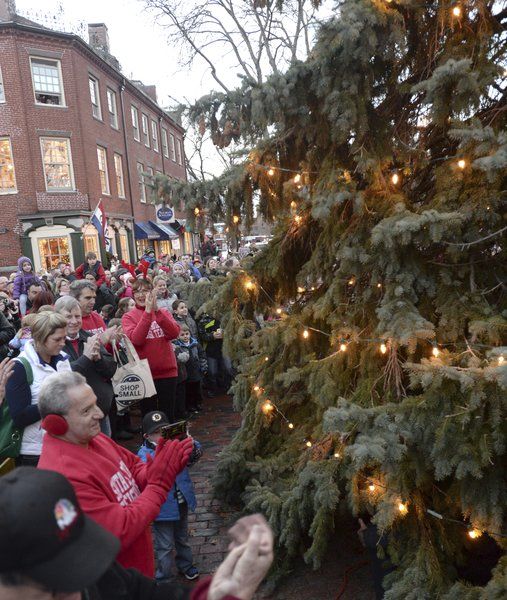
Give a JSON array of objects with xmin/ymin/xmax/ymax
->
[
  {"xmin": 122, "ymin": 306, "xmax": 180, "ymax": 379},
  {"xmin": 82, "ymin": 311, "xmax": 107, "ymax": 336},
  {"xmin": 38, "ymin": 433, "xmax": 166, "ymax": 577}
]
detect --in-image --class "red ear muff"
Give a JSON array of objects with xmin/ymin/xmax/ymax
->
[{"xmin": 42, "ymin": 415, "xmax": 68, "ymax": 436}]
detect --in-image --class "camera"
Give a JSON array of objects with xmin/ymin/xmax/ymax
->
[{"xmin": 160, "ymin": 420, "xmax": 188, "ymax": 440}]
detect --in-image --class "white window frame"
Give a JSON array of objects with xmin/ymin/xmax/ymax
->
[
  {"xmin": 96, "ymin": 146, "xmax": 110, "ymax": 195},
  {"xmin": 131, "ymin": 106, "xmax": 140, "ymax": 141},
  {"xmin": 161, "ymin": 128, "xmax": 169, "ymax": 158},
  {"xmin": 137, "ymin": 162, "xmax": 146, "ymax": 203},
  {"xmin": 0, "ymin": 68, "xmax": 5, "ymax": 103},
  {"xmin": 151, "ymin": 120, "xmax": 159, "ymax": 152},
  {"xmin": 169, "ymin": 133, "xmax": 176, "ymax": 161},
  {"xmin": 176, "ymin": 139, "xmax": 184, "ymax": 165},
  {"xmin": 89, "ymin": 75, "xmax": 102, "ymax": 120},
  {"xmin": 0, "ymin": 137, "xmax": 17, "ymax": 194},
  {"xmin": 145, "ymin": 166, "xmax": 154, "ymax": 200},
  {"xmin": 141, "ymin": 114, "xmax": 150, "ymax": 147},
  {"xmin": 30, "ymin": 56, "xmax": 66, "ymax": 107},
  {"xmin": 40, "ymin": 137, "xmax": 75, "ymax": 192},
  {"xmin": 113, "ymin": 153, "xmax": 125, "ymax": 198},
  {"xmin": 106, "ymin": 88, "xmax": 118, "ymax": 129}
]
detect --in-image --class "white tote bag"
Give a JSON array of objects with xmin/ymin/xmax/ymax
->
[{"xmin": 112, "ymin": 338, "xmax": 157, "ymax": 411}]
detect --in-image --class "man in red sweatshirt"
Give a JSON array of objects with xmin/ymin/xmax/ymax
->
[
  {"xmin": 37, "ymin": 370, "xmax": 193, "ymax": 578},
  {"xmin": 122, "ymin": 278, "xmax": 180, "ymax": 419}
]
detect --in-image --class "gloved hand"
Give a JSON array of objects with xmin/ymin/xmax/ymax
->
[
  {"xmin": 178, "ymin": 350, "xmax": 190, "ymax": 363},
  {"xmin": 145, "ymin": 439, "xmax": 188, "ymax": 493}
]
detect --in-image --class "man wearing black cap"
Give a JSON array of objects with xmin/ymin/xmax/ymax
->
[{"xmin": 0, "ymin": 468, "xmax": 274, "ymax": 600}]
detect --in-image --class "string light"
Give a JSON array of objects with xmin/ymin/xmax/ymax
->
[
  {"xmin": 306, "ymin": 440, "xmax": 312, "ymax": 448},
  {"xmin": 457, "ymin": 159, "xmax": 466, "ymax": 170},
  {"xmin": 348, "ymin": 277, "xmax": 355, "ymax": 286},
  {"xmin": 432, "ymin": 344, "xmax": 440, "ymax": 358},
  {"xmin": 391, "ymin": 172, "xmax": 400, "ymax": 185},
  {"xmin": 264, "ymin": 356, "xmax": 269, "ymax": 362},
  {"xmin": 334, "ymin": 451, "xmax": 340, "ymax": 458},
  {"xmin": 468, "ymin": 528, "xmax": 482, "ymax": 540},
  {"xmin": 452, "ymin": 4, "xmax": 462, "ymax": 18},
  {"xmin": 302, "ymin": 329, "xmax": 310, "ymax": 339},
  {"xmin": 276, "ymin": 308, "xmax": 283, "ymax": 315},
  {"xmin": 253, "ymin": 385, "xmax": 260, "ymax": 392},
  {"xmin": 267, "ymin": 168, "xmax": 275, "ymax": 176},
  {"xmin": 297, "ymin": 286, "xmax": 306, "ymax": 293},
  {"xmin": 233, "ymin": 215, "xmax": 240, "ymax": 224},
  {"xmin": 288, "ymin": 422, "xmax": 294, "ymax": 429},
  {"xmin": 194, "ymin": 207, "xmax": 200, "ymax": 216},
  {"xmin": 398, "ymin": 502, "xmax": 408, "ymax": 515},
  {"xmin": 290, "ymin": 200, "xmax": 297, "ymax": 209},
  {"xmin": 368, "ymin": 484, "xmax": 376, "ymax": 492},
  {"xmin": 377, "ymin": 283, "xmax": 382, "ymax": 289},
  {"xmin": 380, "ymin": 342, "xmax": 388, "ymax": 355},
  {"xmin": 339, "ymin": 342, "xmax": 348, "ymax": 352},
  {"xmin": 244, "ymin": 280, "xmax": 255, "ymax": 290},
  {"xmin": 294, "ymin": 173, "xmax": 301, "ymax": 184},
  {"xmin": 261, "ymin": 401, "xmax": 274, "ymax": 414},
  {"xmin": 294, "ymin": 215, "xmax": 302, "ymax": 225}
]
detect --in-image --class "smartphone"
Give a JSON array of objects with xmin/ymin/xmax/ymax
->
[{"xmin": 160, "ymin": 420, "xmax": 188, "ymax": 440}]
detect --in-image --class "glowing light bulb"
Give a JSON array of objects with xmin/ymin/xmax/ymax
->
[
  {"xmin": 253, "ymin": 385, "xmax": 260, "ymax": 392},
  {"xmin": 294, "ymin": 174, "xmax": 301, "ymax": 184},
  {"xmin": 194, "ymin": 207, "xmax": 200, "ymax": 216},
  {"xmin": 244, "ymin": 280, "xmax": 254, "ymax": 290},
  {"xmin": 498, "ymin": 356, "xmax": 504, "ymax": 365},
  {"xmin": 303, "ymin": 329, "xmax": 310, "ymax": 339},
  {"xmin": 267, "ymin": 168, "xmax": 275, "ymax": 176},
  {"xmin": 276, "ymin": 308, "xmax": 283, "ymax": 315},
  {"xmin": 398, "ymin": 502, "xmax": 408, "ymax": 514},
  {"xmin": 297, "ymin": 286, "xmax": 306, "ymax": 293},
  {"xmin": 225, "ymin": 227, "xmax": 229, "ymax": 233},
  {"xmin": 306, "ymin": 441, "xmax": 312, "ymax": 448},
  {"xmin": 468, "ymin": 529, "xmax": 482, "ymax": 540},
  {"xmin": 452, "ymin": 5, "xmax": 461, "ymax": 17},
  {"xmin": 377, "ymin": 283, "xmax": 382, "ymax": 289},
  {"xmin": 288, "ymin": 422, "xmax": 294, "ymax": 429},
  {"xmin": 264, "ymin": 356, "xmax": 269, "ymax": 362},
  {"xmin": 261, "ymin": 401, "xmax": 274, "ymax": 414},
  {"xmin": 432, "ymin": 345, "xmax": 440, "ymax": 358},
  {"xmin": 334, "ymin": 452, "xmax": 340, "ymax": 458},
  {"xmin": 368, "ymin": 484, "xmax": 376, "ymax": 492},
  {"xmin": 233, "ymin": 215, "xmax": 240, "ymax": 224},
  {"xmin": 339, "ymin": 343, "xmax": 348, "ymax": 352},
  {"xmin": 348, "ymin": 277, "xmax": 355, "ymax": 286},
  {"xmin": 391, "ymin": 172, "xmax": 400, "ymax": 185},
  {"xmin": 380, "ymin": 343, "xmax": 388, "ymax": 355},
  {"xmin": 457, "ymin": 159, "xmax": 466, "ymax": 170},
  {"xmin": 290, "ymin": 201, "xmax": 297, "ymax": 209}
]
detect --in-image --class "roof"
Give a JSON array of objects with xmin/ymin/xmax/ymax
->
[{"xmin": 0, "ymin": 19, "xmax": 185, "ymax": 134}]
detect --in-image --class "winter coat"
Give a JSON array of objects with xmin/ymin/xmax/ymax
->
[
  {"xmin": 75, "ymin": 260, "xmax": 106, "ymax": 286},
  {"xmin": 122, "ymin": 306, "xmax": 180, "ymax": 380},
  {"xmin": 0, "ymin": 311, "xmax": 15, "ymax": 361},
  {"xmin": 174, "ymin": 338, "xmax": 207, "ymax": 382},
  {"xmin": 174, "ymin": 314, "xmax": 198, "ymax": 340},
  {"xmin": 12, "ymin": 256, "xmax": 42, "ymax": 299},
  {"xmin": 156, "ymin": 295, "xmax": 178, "ymax": 312},
  {"xmin": 137, "ymin": 440, "xmax": 201, "ymax": 521},
  {"xmin": 172, "ymin": 343, "xmax": 189, "ymax": 383},
  {"xmin": 197, "ymin": 314, "xmax": 223, "ymax": 359},
  {"xmin": 64, "ymin": 330, "xmax": 117, "ymax": 414}
]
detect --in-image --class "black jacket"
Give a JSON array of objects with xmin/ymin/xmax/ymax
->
[
  {"xmin": 64, "ymin": 330, "xmax": 117, "ymax": 414},
  {"xmin": 197, "ymin": 314, "xmax": 223, "ymax": 358},
  {"xmin": 0, "ymin": 311, "xmax": 15, "ymax": 362},
  {"xmin": 84, "ymin": 562, "xmax": 190, "ymax": 599}
]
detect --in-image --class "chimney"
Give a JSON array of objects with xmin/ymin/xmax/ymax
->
[
  {"xmin": 88, "ymin": 23, "xmax": 110, "ymax": 54},
  {"xmin": 0, "ymin": 0, "xmax": 16, "ymax": 22},
  {"xmin": 140, "ymin": 84, "xmax": 157, "ymax": 103}
]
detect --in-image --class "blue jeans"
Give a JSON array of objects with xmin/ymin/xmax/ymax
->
[{"xmin": 152, "ymin": 503, "xmax": 194, "ymax": 581}]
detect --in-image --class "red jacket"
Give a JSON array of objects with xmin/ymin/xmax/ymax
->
[
  {"xmin": 82, "ymin": 311, "xmax": 107, "ymax": 336},
  {"xmin": 38, "ymin": 433, "xmax": 166, "ymax": 577},
  {"xmin": 122, "ymin": 306, "xmax": 180, "ymax": 379},
  {"xmin": 75, "ymin": 261, "xmax": 106, "ymax": 286}
]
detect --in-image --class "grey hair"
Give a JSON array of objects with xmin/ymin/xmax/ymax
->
[
  {"xmin": 38, "ymin": 372, "xmax": 87, "ymax": 417},
  {"xmin": 54, "ymin": 295, "xmax": 81, "ymax": 314},
  {"xmin": 69, "ymin": 280, "xmax": 96, "ymax": 300}
]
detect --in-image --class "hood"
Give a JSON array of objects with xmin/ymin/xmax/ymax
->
[{"xmin": 18, "ymin": 256, "xmax": 33, "ymax": 270}]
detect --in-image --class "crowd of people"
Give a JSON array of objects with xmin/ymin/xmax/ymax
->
[{"xmin": 0, "ymin": 241, "xmax": 272, "ymax": 599}]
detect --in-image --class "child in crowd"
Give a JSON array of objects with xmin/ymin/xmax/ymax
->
[
  {"xmin": 12, "ymin": 256, "xmax": 42, "ymax": 316},
  {"xmin": 153, "ymin": 276, "xmax": 177, "ymax": 311},
  {"xmin": 137, "ymin": 411, "xmax": 202, "ymax": 583},
  {"xmin": 172, "ymin": 332, "xmax": 190, "ymax": 420},
  {"xmin": 100, "ymin": 304, "xmax": 115, "ymax": 325},
  {"xmin": 114, "ymin": 297, "xmax": 135, "ymax": 319},
  {"xmin": 174, "ymin": 324, "xmax": 207, "ymax": 414},
  {"xmin": 172, "ymin": 300, "xmax": 198, "ymax": 339},
  {"xmin": 75, "ymin": 251, "xmax": 106, "ymax": 286},
  {"xmin": 8, "ymin": 313, "xmax": 37, "ymax": 355}
]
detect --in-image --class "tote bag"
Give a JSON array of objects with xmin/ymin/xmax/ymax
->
[{"xmin": 112, "ymin": 338, "xmax": 157, "ymax": 411}]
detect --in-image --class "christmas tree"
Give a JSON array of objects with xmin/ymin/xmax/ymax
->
[{"xmin": 157, "ymin": 0, "xmax": 507, "ymax": 596}]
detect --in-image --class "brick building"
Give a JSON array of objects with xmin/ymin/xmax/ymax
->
[{"xmin": 0, "ymin": 0, "xmax": 192, "ymax": 272}]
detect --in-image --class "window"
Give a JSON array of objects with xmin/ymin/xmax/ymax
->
[
  {"xmin": 145, "ymin": 166, "xmax": 154, "ymax": 201},
  {"xmin": 88, "ymin": 76, "xmax": 101, "ymax": 119},
  {"xmin": 169, "ymin": 133, "xmax": 176, "ymax": 161},
  {"xmin": 131, "ymin": 106, "xmax": 140, "ymax": 141},
  {"xmin": 119, "ymin": 230, "xmax": 130, "ymax": 262},
  {"xmin": 30, "ymin": 57, "xmax": 65, "ymax": 106},
  {"xmin": 141, "ymin": 114, "xmax": 150, "ymax": 147},
  {"xmin": 0, "ymin": 68, "xmax": 5, "ymax": 103},
  {"xmin": 161, "ymin": 128, "xmax": 169, "ymax": 158},
  {"xmin": 96, "ymin": 146, "xmax": 110, "ymax": 195},
  {"xmin": 83, "ymin": 234, "xmax": 99, "ymax": 255},
  {"xmin": 38, "ymin": 237, "xmax": 70, "ymax": 270},
  {"xmin": 106, "ymin": 88, "xmax": 118, "ymax": 129},
  {"xmin": 137, "ymin": 162, "xmax": 146, "ymax": 203},
  {"xmin": 0, "ymin": 138, "xmax": 17, "ymax": 193},
  {"xmin": 40, "ymin": 137, "xmax": 74, "ymax": 191},
  {"xmin": 151, "ymin": 120, "xmax": 159, "ymax": 152},
  {"xmin": 113, "ymin": 153, "xmax": 125, "ymax": 198},
  {"xmin": 176, "ymin": 139, "xmax": 184, "ymax": 165}
]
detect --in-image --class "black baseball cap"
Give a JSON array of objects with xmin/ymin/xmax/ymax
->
[
  {"xmin": 142, "ymin": 410, "xmax": 170, "ymax": 435},
  {"xmin": 0, "ymin": 467, "xmax": 120, "ymax": 592}
]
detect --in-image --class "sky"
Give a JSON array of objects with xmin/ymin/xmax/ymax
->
[{"xmin": 16, "ymin": 0, "xmax": 216, "ymax": 107}]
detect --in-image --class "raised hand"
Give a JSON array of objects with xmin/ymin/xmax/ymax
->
[{"xmin": 0, "ymin": 358, "xmax": 15, "ymax": 405}]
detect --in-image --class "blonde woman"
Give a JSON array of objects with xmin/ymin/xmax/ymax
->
[{"xmin": 5, "ymin": 311, "xmax": 71, "ymax": 466}]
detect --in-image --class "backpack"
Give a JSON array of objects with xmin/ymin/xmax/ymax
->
[{"xmin": 0, "ymin": 357, "xmax": 33, "ymax": 460}]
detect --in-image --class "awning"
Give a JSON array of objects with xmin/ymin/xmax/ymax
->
[
  {"xmin": 149, "ymin": 221, "xmax": 180, "ymax": 240},
  {"xmin": 134, "ymin": 221, "xmax": 160, "ymax": 240}
]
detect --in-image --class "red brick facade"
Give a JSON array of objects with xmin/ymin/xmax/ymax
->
[{"xmin": 0, "ymin": 17, "xmax": 188, "ymax": 271}]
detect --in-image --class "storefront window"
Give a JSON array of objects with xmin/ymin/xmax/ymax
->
[
  {"xmin": 38, "ymin": 236, "xmax": 70, "ymax": 270},
  {"xmin": 83, "ymin": 235, "xmax": 99, "ymax": 255},
  {"xmin": 157, "ymin": 240, "xmax": 171, "ymax": 256},
  {"xmin": 119, "ymin": 232, "xmax": 130, "ymax": 262}
]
